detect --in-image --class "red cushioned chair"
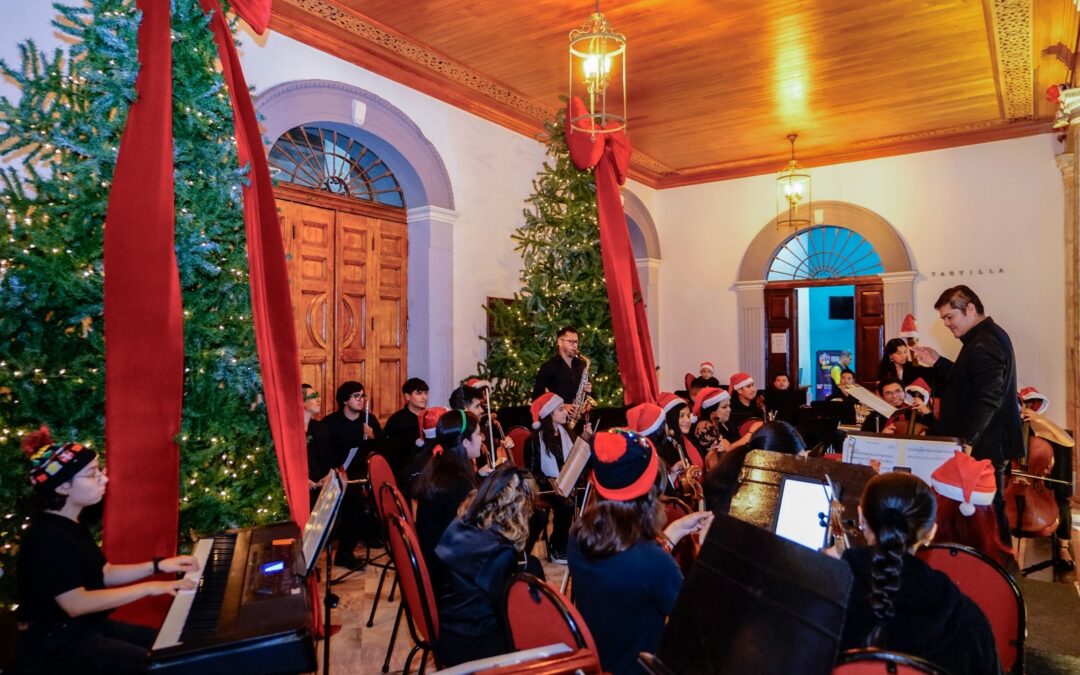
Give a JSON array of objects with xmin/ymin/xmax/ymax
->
[
  {"xmin": 833, "ymin": 648, "xmax": 948, "ymax": 674},
  {"xmin": 916, "ymin": 543, "xmax": 1025, "ymax": 674},
  {"xmin": 366, "ymin": 453, "xmax": 399, "ymax": 628},
  {"xmin": 475, "ymin": 649, "xmax": 603, "ymax": 674},
  {"xmin": 374, "ymin": 482, "xmax": 417, "ymax": 672},
  {"xmin": 385, "ymin": 514, "xmax": 440, "ymax": 674},
  {"xmin": 507, "ymin": 426, "xmax": 532, "ymax": 469},
  {"xmin": 504, "ymin": 573, "xmax": 598, "ymax": 666}
]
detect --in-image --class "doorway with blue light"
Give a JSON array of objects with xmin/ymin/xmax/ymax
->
[{"xmin": 764, "ymin": 226, "xmax": 885, "ymax": 401}]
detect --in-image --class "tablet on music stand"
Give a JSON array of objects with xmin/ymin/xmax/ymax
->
[
  {"xmin": 298, "ymin": 468, "xmax": 346, "ymax": 577},
  {"xmin": 773, "ymin": 475, "xmax": 830, "ymax": 550}
]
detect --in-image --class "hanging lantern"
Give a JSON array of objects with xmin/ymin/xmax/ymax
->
[
  {"xmin": 568, "ymin": 1, "xmax": 627, "ymax": 137},
  {"xmin": 776, "ymin": 133, "xmax": 811, "ymax": 229}
]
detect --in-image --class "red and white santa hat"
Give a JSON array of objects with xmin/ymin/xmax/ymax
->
[
  {"xmin": 931, "ymin": 450, "xmax": 996, "ymax": 516},
  {"xmin": 899, "ymin": 314, "xmax": 918, "ymax": 340},
  {"xmin": 699, "ymin": 361, "xmax": 714, "ymax": 372},
  {"xmin": 1018, "ymin": 386, "xmax": 1049, "ymax": 413},
  {"xmin": 729, "ymin": 372, "xmax": 754, "ymax": 392},
  {"xmin": 463, "ymin": 377, "xmax": 491, "ymax": 390},
  {"xmin": 692, "ymin": 387, "xmax": 729, "ymax": 420},
  {"xmin": 658, "ymin": 392, "xmax": 686, "ymax": 416},
  {"xmin": 417, "ymin": 406, "xmax": 449, "ymax": 446},
  {"xmin": 626, "ymin": 403, "xmax": 665, "ymax": 437},
  {"xmin": 531, "ymin": 393, "xmax": 564, "ymax": 429},
  {"xmin": 905, "ymin": 378, "xmax": 931, "ymax": 404}
]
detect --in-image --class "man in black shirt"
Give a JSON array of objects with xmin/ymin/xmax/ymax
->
[
  {"xmin": 860, "ymin": 377, "xmax": 905, "ymax": 432},
  {"xmin": 532, "ymin": 325, "xmax": 591, "ymax": 407},
  {"xmin": 383, "ymin": 377, "xmax": 429, "ymax": 481},
  {"xmin": 912, "ymin": 285, "xmax": 1023, "ymax": 544},
  {"xmin": 319, "ymin": 381, "xmax": 383, "ymax": 568}
]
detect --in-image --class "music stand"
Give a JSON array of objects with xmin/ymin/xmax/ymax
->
[
  {"xmin": 658, "ymin": 512, "xmax": 853, "ymax": 674},
  {"xmin": 300, "ymin": 469, "xmax": 347, "ymax": 675}
]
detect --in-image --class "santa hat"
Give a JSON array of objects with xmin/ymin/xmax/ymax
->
[
  {"xmin": 417, "ymin": 406, "xmax": 449, "ymax": 446},
  {"xmin": 590, "ymin": 429, "xmax": 659, "ymax": 501},
  {"xmin": 692, "ymin": 387, "xmax": 729, "ymax": 419},
  {"xmin": 463, "ymin": 377, "xmax": 491, "ymax": 390},
  {"xmin": 729, "ymin": 372, "xmax": 754, "ymax": 392},
  {"xmin": 899, "ymin": 314, "xmax": 918, "ymax": 340},
  {"xmin": 905, "ymin": 378, "xmax": 931, "ymax": 404},
  {"xmin": 1018, "ymin": 386, "xmax": 1049, "ymax": 413},
  {"xmin": 700, "ymin": 361, "xmax": 714, "ymax": 372},
  {"xmin": 627, "ymin": 403, "xmax": 665, "ymax": 437},
  {"xmin": 931, "ymin": 450, "xmax": 996, "ymax": 516},
  {"xmin": 658, "ymin": 392, "xmax": 686, "ymax": 416},
  {"xmin": 530, "ymin": 393, "xmax": 564, "ymax": 429}
]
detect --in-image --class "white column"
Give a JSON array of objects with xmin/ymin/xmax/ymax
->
[
  {"xmin": 635, "ymin": 257, "xmax": 662, "ymax": 364},
  {"xmin": 407, "ymin": 206, "xmax": 458, "ymax": 400},
  {"xmin": 879, "ymin": 271, "xmax": 918, "ymax": 339},
  {"xmin": 735, "ymin": 280, "xmax": 767, "ymax": 386}
]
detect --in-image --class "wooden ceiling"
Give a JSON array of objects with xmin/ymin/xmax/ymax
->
[{"xmin": 270, "ymin": 0, "xmax": 1078, "ymax": 188}]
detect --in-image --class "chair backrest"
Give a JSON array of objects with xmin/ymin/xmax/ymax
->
[
  {"xmin": 385, "ymin": 514, "xmax": 439, "ymax": 644},
  {"xmin": 916, "ymin": 543, "xmax": 1024, "ymax": 673},
  {"xmin": 505, "ymin": 573, "xmax": 598, "ymax": 654},
  {"xmin": 474, "ymin": 649, "xmax": 603, "ymax": 675},
  {"xmin": 368, "ymin": 453, "xmax": 397, "ymax": 501},
  {"xmin": 380, "ymin": 481, "xmax": 415, "ymax": 530},
  {"xmin": 507, "ymin": 426, "xmax": 532, "ymax": 468},
  {"xmin": 833, "ymin": 648, "xmax": 947, "ymax": 674}
]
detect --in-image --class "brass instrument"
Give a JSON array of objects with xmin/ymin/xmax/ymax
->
[{"xmin": 566, "ymin": 353, "xmax": 595, "ymax": 428}]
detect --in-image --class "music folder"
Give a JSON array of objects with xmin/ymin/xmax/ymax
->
[
  {"xmin": 844, "ymin": 383, "xmax": 897, "ymax": 418},
  {"xmin": 550, "ymin": 436, "xmax": 592, "ymax": 498}
]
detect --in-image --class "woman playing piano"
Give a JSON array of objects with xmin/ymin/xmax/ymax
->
[{"xmin": 14, "ymin": 427, "xmax": 198, "ymax": 674}]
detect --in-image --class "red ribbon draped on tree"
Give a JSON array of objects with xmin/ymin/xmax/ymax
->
[
  {"xmin": 564, "ymin": 97, "xmax": 659, "ymax": 405},
  {"xmin": 103, "ymin": 0, "xmax": 309, "ymax": 625}
]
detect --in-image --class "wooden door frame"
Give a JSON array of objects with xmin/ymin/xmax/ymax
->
[{"xmin": 276, "ymin": 183, "xmax": 408, "ymax": 225}]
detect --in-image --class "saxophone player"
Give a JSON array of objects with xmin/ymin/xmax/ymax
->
[{"xmin": 531, "ymin": 325, "xmax": 592, "ymax": 419}]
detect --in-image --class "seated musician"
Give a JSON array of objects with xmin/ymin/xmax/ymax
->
[
  {"xmin": 728, "ymin": 372, "xmax": 765, "ymax": 418},
  {"xmin": 826, "ymin": 368, "xmax": 858, "ymax": 405},
  {"xmin": 414, "ymin": 410, "xmax": 484, "ymax": 580},
  {"xmin": 1018, "ymin": 387, "xmax": 1074, "ymax": 569},
  {"xmin": 694, "ymin": 387, "xmax": 754, "ymax": 452},
  {"xmin": 829, "ymin": 472, "xmax": 1000, "ymax": 675},
  {"xmin": 930, "ymin": 451, "xmax": 1014, "ymax": 570},
  {"xmin": 860, "ymin": 377, "xmax": 905, "ymax": 433},
  {"xmin": 660, "ymin": 392, "xmax": 704, "ymax": 469},
  {"xmin": 698, "ymin": 361, "xmax": 721, "ymax": 388},
  {"xmin": 15, "ymin": 427, "xmax": 198, "ymax": 675},
  {"xmin": 628, "ymin": 403, "xmax": 697, "ymax": 501},
  {"xmin": 702, "ymin": 421, "xmax": 807, "ymax": 513},
  {"xmin": 882, "ymin": 378, "xmax": 935, "ymax": 435},
  {"xmin": 403, "ymin": 406, "xmax": 449, "ymax": 499},
  {"xmin": 567, "ymin": 430, "xmax": 712, "ymax": 675},
  {"xmin": 434, "ymin": 465, "xmax": 543, "ymax": 667},
  {"xmin": 451, "ymin": 381, "xmax": 514, "ymax": 474},
  {"xmin": 523, "ymin": 393, "xmax": 585, "ymax": 564}
]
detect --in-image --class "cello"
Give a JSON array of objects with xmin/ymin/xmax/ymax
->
[{"xmin": 1004, "ymin": 416, "xmax": 1059, "ymax": 539}]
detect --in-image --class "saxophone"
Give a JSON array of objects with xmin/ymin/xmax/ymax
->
[{"xmin": 566, "ymin": 353, "xmax": 595, "ymax": 428}]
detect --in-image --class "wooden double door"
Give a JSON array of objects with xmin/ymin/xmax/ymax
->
[
  {"xmin": 764, "ymin": 278, "xmax": 884, "ymax": 389},
  {"xmin": 276, "ymin": 184, "xmax": 408, "ymax": 421}
]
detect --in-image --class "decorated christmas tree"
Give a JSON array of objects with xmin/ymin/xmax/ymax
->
[
  {"xmin": 0, "ymin": 1, "xmax": 287, "ymax": 602},
  {"xmin": 478, "ymin": 110, "xmax": 622, "ymax": 407}
]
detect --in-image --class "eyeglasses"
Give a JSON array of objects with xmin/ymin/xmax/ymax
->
[
  {"xmin": 349, "ymin": 392, "xmax": 367, "ymax": 400},
  {"xmin": 75, "ymin": 467, "xmax": 107, "ymax": 481},
  {"xmin": 559, "ymin": 338, "xmax": 579, "ymax": 346}
]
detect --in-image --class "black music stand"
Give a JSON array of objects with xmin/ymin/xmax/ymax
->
[
  {"xmin": 657, "ymin": 512, "xmax": 853, "ymax": 674},
  {"xmin": 300, "ymin": 469, "xmax": 347, "ymax": 675}
]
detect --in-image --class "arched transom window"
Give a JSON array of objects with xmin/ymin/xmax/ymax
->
[
  {"xmin": 767, "ymin": 226, "xmax": 884, "ymax": 281},
  {"xmin": 269, "ymin": 126, "xmax": 405, "ymax": 207}
]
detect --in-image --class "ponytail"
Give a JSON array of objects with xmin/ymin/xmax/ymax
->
[{"xmin": 859, "ymin": 473, "xmax": 936, "ymax": 648}]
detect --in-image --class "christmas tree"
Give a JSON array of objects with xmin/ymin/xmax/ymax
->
[
  {"xmin": 0, "ymin": 1, "xmax": 287, "ymax": 603},
  {"xmin": 478, "ymin": 109, "xmax": 622, "ymax": 407}
]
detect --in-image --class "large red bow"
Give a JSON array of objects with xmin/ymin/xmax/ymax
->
[{"xmin": 564, "ymin": 97, "xmax": 658, "ymax": 405}]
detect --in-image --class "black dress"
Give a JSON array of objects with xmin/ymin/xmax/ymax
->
[{"xmin": 840, "ymin": 547, "xmax": 1001, "ymax": 675}]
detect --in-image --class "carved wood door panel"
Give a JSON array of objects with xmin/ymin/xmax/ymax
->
[
  {"xmin": 763, "ymin": 286, "xmax": 797, "ymax": 386},
  {"xmin": 854, "ymin": 280, "xmax": 885, "ymax": 387}
]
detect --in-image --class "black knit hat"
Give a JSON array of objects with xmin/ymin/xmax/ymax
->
[
  {"xmin": 22, "ymin": 425, "xmax": 96, "ymax": 493},
  {"xmin": 590, "ymin": 429, "xmax": 659, "ymax": 501},
  {"xmin": 336, "ymin": 381, "xmax": 365, "ymax": 407}
]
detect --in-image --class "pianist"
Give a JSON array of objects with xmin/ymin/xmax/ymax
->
[{"xmin": 14, "ymin": 427, "xmax": 199, "ymax": 674}]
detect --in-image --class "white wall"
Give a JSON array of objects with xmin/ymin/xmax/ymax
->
[{"xmin": 654, "ymin": 134, "xmax": 1068, "ymax": 425}]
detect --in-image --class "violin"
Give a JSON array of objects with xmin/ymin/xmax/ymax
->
[
  {"xmin": 883, "ymin": 405, "xmax": 928, "ymax": 437},
  {"xmin": 822, "ymin": 474, "xmax": 855, "ymax": 555},
  {"xmin": 1005, "ymin": 416, "xmax": 1060, "ymax": 538}
]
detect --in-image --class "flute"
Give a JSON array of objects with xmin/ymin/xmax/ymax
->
[{"xmin": 484, "ymin": 387, "xmax": 498, "ymax": 466}]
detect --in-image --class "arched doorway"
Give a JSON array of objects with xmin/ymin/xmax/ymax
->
[
  {"xmin": 255, "ymin": 80, "xmax": 458, "ymax": 412},
  {"xmin": 735, "ymin": 201, "xmax": 917, "ymax": 391},
  {"xmin": 623, "ymin": 189, "xmax": 661, "ymax": 359}
]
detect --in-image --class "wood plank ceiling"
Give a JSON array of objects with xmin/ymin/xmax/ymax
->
[{"xmin": 270, "ymin": 0, "xmax": 1078, "ymax": 188}]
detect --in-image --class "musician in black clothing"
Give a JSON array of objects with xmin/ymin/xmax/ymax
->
[
  {"xmin": 383, "ymin": 377, "xmax": 429, "ymax": 480},
  {"xmin": 303, "ymin": 383, "xmax": 326, "ymax": 508},
  {"xmin": 319, "ymin": 381, "xmax": 383, "ymax": 569},
  {"xmin": 860, "ymin": 377, "xmax": 906, "ymax": 433},
  {"xmin": 531, "ymin": 325, "xmax": 591, "ymax": 408},
  {"xmin": 15, "ymin": 427, "xmax": 198, "ymax": 675}
]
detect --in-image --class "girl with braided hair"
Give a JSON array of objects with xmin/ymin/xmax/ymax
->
[{"xmin": 837, "ymin": 472, "xmax": 1000, "ymax": 674}]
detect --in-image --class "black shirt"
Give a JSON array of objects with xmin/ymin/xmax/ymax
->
[
  {"xmin": 17, "ymin": 513, "xmax": 109, "ymax": 624},
  {"xmin": 319, "ymin": 409, "xmax": 383, "ymax": 478},
  {"xmin": 531, "ymin": 354, "xmax": 586, "ymax": 403},
  {"xmin": 384, "ymin": 407, "xmax": 421, "ymax": 479}
]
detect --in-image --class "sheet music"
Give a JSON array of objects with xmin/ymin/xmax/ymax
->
[
  {"xmin": 842, "ymin": 434, "xmax": 900, "ymax": 473},
  {"xmin": 152, "ymin": 537, "xmax": 213, "ymax": 650},
  {"xmin": 843, "ymin": 433, "xmax": 961, "ymax": 483},
  {"xmin": 844, "ymin": 384, "xmax": 897, "ymax": 418},
  {"xmin": 900, "ymin": 438, "xmax": 962, "ymax": 484},
  {"xmin": 342, "ymin": 447, "xmax": 359, "ymax": 471}
]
